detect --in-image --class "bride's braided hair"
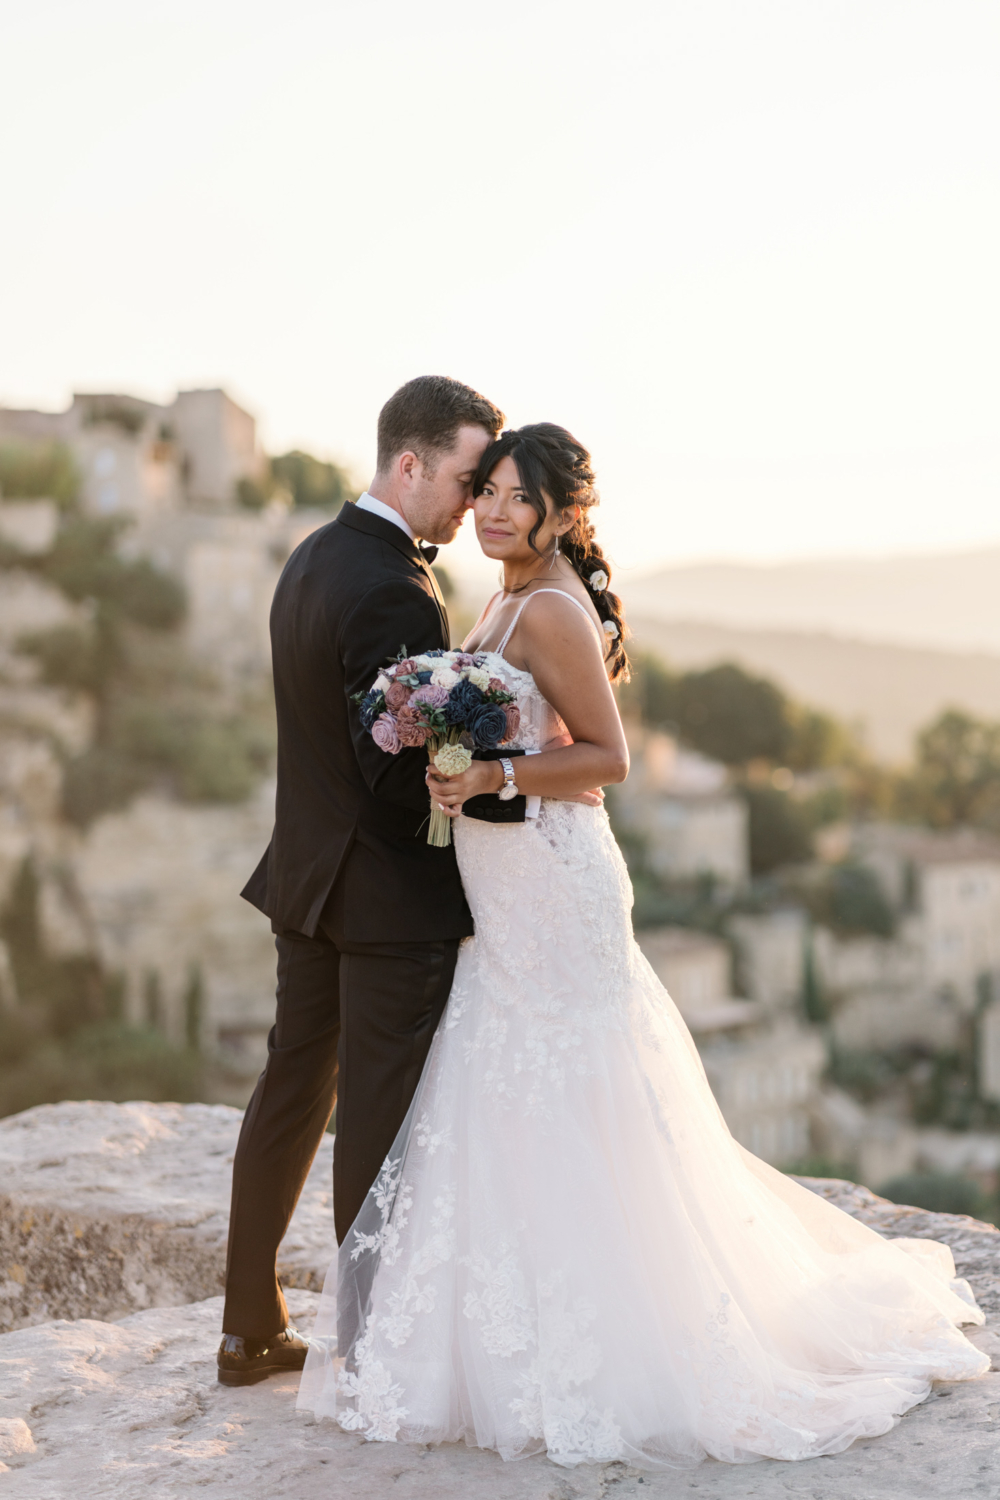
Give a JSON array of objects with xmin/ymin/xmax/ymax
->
[{"xmin": 472, "ymin": 423, "xmax": 630, "ymax": 682}]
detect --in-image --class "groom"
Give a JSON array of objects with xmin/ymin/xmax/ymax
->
[{"xmin": 218, "ymin": 375, "xmax": 509, "ymax": 1385}]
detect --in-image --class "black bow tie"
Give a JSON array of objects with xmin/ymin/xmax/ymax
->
[{"xmin": 418, "ymin": 541, "xmax": 439, "ymax": 564}]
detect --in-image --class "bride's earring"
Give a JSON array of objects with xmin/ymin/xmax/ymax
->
[{"xmin": 549, "ymin": 538, "xmax": 560, "ymax": 570}]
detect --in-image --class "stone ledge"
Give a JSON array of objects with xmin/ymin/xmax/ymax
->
[{"xmin": 0, "ymin": 1101, "xmax": 332, "ymax": 1332}]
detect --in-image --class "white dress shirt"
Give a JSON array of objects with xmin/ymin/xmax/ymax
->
[{"xmin": 354, "ymin": 491, "xmax": 414, "ymax": 541}]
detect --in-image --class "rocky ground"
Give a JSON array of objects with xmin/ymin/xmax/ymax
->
[{"xmin": 1, "ymin": 1104, "xmax": 999, "ymax": 1499}]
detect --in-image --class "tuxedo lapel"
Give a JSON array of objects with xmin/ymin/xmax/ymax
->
[
  {"xmin": 336, "ymin": 504, "xmax": 450, "ymax": 648},
  {"xmin": 420, "ymin": 557, "xmax": 451, "ymax": 647}
]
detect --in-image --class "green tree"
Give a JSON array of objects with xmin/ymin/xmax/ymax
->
[
  {"xmin": 742, "ymin": 785, "xmax": 812, "ymax": 874},
  {"xmin": 272, "ymin": 450, "xmax": 356, "ymax": 509},
  {"xmin": 785, "ymin": 705, "xmax": 854, "ymax": 772},
  {"xmin": 676, "ymin": 664, "xmax": 792, "ymax": 766},
  {"xmin": 238, "ymin": 450, "xmax": 358, "ymax": 510},
  {"xmin": 905, "ymin": 709, "xmax": 1000, "ymax": 830},
  {"xmin": 809, "ymin": 862, "xmax": 894, "ymax": 937},
  {"xmin": 616, "ymin": 651, "xmax": 678, "ymax": 727}
]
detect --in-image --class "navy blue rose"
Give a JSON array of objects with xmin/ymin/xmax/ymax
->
[
  {"xmin": 416, "ymin": 670, "xmax": 433, "ymax": 684},
  {"xmin": 444, "ymin": 678, "xmax": 486, "ymax": 726},
  {"xmin": 467, "ymin": 701, "xmax": 508, "ymax": 749},
  {"xmin": 359, "ymin": 689, "xmax": 385, "ymax": 730}
]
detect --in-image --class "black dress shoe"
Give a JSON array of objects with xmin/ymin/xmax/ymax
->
[{"xmin": 217, "ymin": 1326, "xmax": 310, "ymax": 1386}]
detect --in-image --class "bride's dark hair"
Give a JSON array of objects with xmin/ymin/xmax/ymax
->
[{"xmin": 472, "ymin": 423, "xmax": 630, "ymax": 682}]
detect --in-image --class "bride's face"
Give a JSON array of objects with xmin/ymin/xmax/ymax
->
[{"xmin": 474, "ymin": 455, "xmax": 564, "ymax": 562}]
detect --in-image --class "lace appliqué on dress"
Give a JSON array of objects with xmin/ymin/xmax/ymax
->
[{"xmin": 510, "ymin": 1274, "xmax": 623, "ymax": 1466}]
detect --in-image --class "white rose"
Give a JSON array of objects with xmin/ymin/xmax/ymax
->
[
  {"xmin": 602, "ymin": 619, "xmax": 619, "ymax": 639},
  {"xmin": 466, "ymin": 666, "xmax": 491, "ymax": 691},
  {"xmin": 431, "ymin": 667, "xmax": 461, "ymax": 689},
  {"xmin": 374, "ymin": 674, "xmax": 391, "ymax": 692},
  {"xmin": 589, "ymin": 569, "xmax": 609, "ymax": 593},
  {"xmin": 433, "ymin": 743, "xmax": 473, "ymax": 777}
]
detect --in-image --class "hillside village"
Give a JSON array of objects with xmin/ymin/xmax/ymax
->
[{"xmin": 2, "ymin": 390, "xmax": 1000, "ymax": 1219}]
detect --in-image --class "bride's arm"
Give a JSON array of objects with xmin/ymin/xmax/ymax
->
[{"xmin": 427, "ymin": 595, "xmax": 629, "ymax": 813}]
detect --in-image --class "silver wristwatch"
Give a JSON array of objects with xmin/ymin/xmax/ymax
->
[{"xmin": 497, "ymin": 757, "xmax": 519, "ymax": 801}]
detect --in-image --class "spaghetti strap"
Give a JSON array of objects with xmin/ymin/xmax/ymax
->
[{"xmin": 496, "ymin": 587, "xmax": 604, "ymax": 656}]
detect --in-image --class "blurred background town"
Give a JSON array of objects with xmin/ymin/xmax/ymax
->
[{"xmin": 2, "ymin": 387, "xmax": 1000, "ymax": 1226}]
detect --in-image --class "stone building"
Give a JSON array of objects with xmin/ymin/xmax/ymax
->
[
  {"xmin": 131, "ymin": 504, "xmax": 330, "ymax": 679},
  {"xmin": 0, "ymin": 388, "xmax": 266, "ymax": 520},
  {"xmin": 729, "ymin": 909, "xmax": 807, "ymax": 1012},
  {"xmin": 813, "ymin": 824, "xmax": 1000, "ymax": 1054},
  {"xmin": 613, "ymin": 728, "xmax": 749, "ymax": 886}
]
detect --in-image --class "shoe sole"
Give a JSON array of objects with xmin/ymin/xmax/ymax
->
[{"xmin": 217, "ymin": 1363, "xmax": 305, "ymax": 1387}]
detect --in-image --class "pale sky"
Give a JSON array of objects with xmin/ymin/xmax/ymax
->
[{"xmin": 2, "ymin": 0, "xmax": 998, "ymax": 583}]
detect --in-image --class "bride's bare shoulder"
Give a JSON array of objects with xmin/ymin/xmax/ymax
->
[{"xmin": 518, "ymin": 586, "xmax": 605, "ymax": 650}]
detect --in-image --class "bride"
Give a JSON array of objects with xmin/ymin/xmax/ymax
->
[{"xmin": 298, "ymin": 424, "xmax": 988, "ymax": 1469}]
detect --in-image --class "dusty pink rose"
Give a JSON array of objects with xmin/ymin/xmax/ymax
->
[
  {"xmin": 396, "ymin": 705, "xmax": 432, "ymax": 747},
  {"xmin": 371, "ymin": 712, "xmax": 402, "ymax": 754},
  {"xmin": 395, "ymin": 658, "xmax": 417, "ymax": 675},
  {"xmin": 385, "ymin": 680, "xmax": 413, "ymax": 711},
  {"xmin": 502, "ymin": 703, "xmax": 521, "ymax": 742},
  {"xmin": 453, "ymin": 653, "xmax": 476, "ymax": 667},
  {"xmin": 410, "ymin": 684, "xmax": 449, "ymax": 712},
  {"xmin": 488, "ymin": 677, "xmax": 506, "ymax": 694}
]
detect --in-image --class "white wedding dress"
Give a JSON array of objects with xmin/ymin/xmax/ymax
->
[{"xmin": 298, "ymin": 597, "xmax": 989, "ymax": 1470}]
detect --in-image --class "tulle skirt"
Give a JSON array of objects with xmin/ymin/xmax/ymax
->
[{"xmin": 297, "ymin": 805, "xmax": 988, "ymax": 1468}]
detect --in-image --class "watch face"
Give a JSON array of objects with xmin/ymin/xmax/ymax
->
[{"xmin": 497, "ymin": 782, "xmax": 518, "ymax": 801}]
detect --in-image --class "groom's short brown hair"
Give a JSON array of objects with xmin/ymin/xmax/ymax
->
[{"xmin": 376, "ymin": 376, "xmax": 505, "ymax": 475}]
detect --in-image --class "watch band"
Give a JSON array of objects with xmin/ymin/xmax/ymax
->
[{"xmin": 497, "ymin": 757, "xmax": 519, "ymax": 800}]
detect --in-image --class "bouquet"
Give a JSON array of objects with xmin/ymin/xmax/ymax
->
[{"xmin": 355, "ymin": 649, "xmax": 521, "ymax": 847}]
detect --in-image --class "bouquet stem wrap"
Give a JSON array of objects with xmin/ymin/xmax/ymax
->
[{"xmin": 426, "ymin": 730, "xmax": 473, "ymax": 847}]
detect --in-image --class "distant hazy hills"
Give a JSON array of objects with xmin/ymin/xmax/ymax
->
[
  {"xmin": 618, "ymin": 548, "xmax": 1000, "ymax": 760},
  {"xmin": 628, "ymin": 616, "xmax": 1000, "ymax": 761},
  {"xmin": 621, "ymin": 548, "xmax": 1000, "ymax": 657}
]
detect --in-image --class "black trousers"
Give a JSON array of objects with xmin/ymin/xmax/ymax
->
[{"xmin": 222, "ymin": 901, "xmax": 460, "ymax": 1340}]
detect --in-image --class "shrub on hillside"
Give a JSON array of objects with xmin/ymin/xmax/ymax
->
[
  {"xmin": 879, "ymin": 1172, "xmax": 988, "ymax": 1221},
  {"xmin": 742, "ymin": 785, "xmax": 812, "ymax": 874},
  {"xmin": 0, "ymin": 441, "xmax": 79, "ymax": 506}
]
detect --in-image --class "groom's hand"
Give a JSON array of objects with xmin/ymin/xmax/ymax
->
[
  {"xmin": 563, "ymin": 787, "xmax": 605, "ymax": 806},
  {"xmin": 425, "ymin": 760, "xmax": 504, "ymax": 817}
]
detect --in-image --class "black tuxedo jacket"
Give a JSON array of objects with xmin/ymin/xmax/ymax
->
[{"xmin": 242, "ymin": 504, "xmax": 517, "ymax": 943}]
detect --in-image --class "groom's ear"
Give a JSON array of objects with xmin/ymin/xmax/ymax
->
[{"xmin": 397, "ymin": 450, "xmax": 421, "ymax": 488}]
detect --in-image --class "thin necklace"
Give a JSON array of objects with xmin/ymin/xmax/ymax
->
[{"xmin": 501, "ymin": 545, "xmax": 560, "ymax": 595}]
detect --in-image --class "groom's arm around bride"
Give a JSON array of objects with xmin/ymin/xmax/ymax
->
[{"xmin": 217, "ymin": 376, "xmax": 506, "ymax": 1386}]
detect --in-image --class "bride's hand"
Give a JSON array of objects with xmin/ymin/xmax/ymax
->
[{"xmin": 425, "ymin": 760, "xmax": 504, "ymax": 817}]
